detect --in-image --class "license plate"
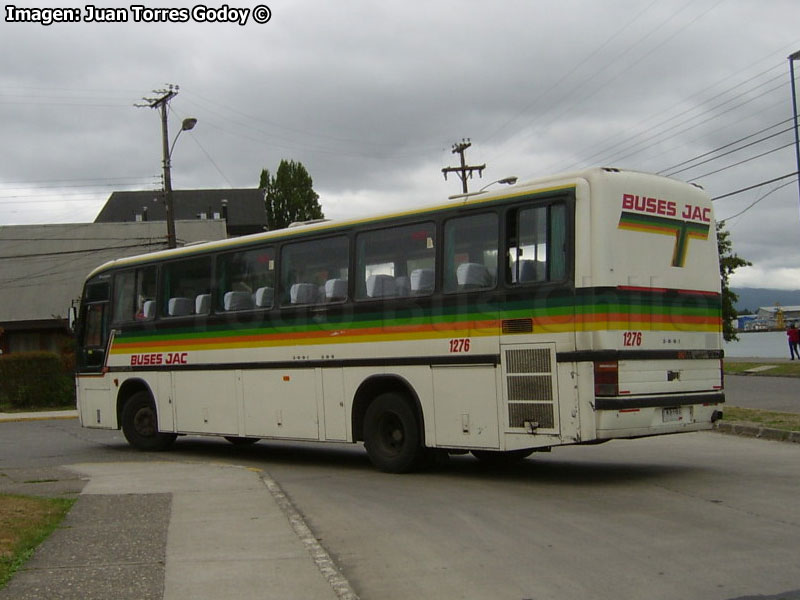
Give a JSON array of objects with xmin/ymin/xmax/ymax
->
[{"xmin": 663, "ymin": 407, "xmax": 682, "ymax": 422}]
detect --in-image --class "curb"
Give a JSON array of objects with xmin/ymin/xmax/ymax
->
[
  {"xmin": 259, "ymin": 472, "xmax": 359, "ymax": 600},
  {"xmin": 715, "ymin": 421, "xmax": 800, "ymax": 444}
]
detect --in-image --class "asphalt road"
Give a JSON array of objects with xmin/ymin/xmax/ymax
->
[
  {"xmin": 724, "ymin": 374, "xmax": 800, "ymax": 413},
  {"xmin": 1, "ymin": 418, "xmax": 799, "ymax": 600}
]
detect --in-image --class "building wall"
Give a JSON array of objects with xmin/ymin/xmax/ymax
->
[{"xmin": 0, "ymin": 220, "xmax": 227, "ymax": 355}]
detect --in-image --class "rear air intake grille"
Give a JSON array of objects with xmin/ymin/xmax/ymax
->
[
  {"xmin": 504, "ymin": 346, "xmax": 557, "ymax": 432},
  {"xmin": 505, "ymin": 348, "xmax": 550, "ymax": 374},
  {"xmin": 509, "ymin": 402, "xmax": 555, "ymax": 429},
  {"xmin": 506, "ymin": 375, "xmax": 553, "ymax": 401}
]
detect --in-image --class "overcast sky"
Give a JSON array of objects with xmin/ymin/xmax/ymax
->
[{"xmin": 1, "ymin": 0, "xmax": 799, "ymax": 289}]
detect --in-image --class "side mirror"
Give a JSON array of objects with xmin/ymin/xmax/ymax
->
[{"xmin": 68, "ymin": 306, "xmax": 78, "ymax": 332}]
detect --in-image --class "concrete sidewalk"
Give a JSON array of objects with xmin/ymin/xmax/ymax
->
[
  {"xmin": 0, "ymin": 459, "xmax": 357, "ymax": 600},
  {"xmin": 0, "ymin": 409, "xmax": 78, "ymax": 422}
]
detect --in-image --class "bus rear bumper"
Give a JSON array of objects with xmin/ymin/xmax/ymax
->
[{"xmin": 594, "ymin": 401, "xmax": 723, "ymax": 440}]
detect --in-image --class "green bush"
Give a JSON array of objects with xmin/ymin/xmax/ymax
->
[{"xmin": 0, "ymin": 352, "xmax": 75, "ymax": 409}]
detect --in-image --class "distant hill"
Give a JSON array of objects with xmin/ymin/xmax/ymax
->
[{"xmin": 732, "ymin": 288, "xmax": 800, "ymax": 313}]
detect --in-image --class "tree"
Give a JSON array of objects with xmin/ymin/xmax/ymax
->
[
  {"xmin": 260, "ymin": 160, "xmax": 323, "ymax": 231},
  {"xmin": 717, "ymin": 221, "xmax": 751, "ymax": 342}
]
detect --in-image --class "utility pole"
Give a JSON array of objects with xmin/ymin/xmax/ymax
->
[
  {"xmin": 442, "ymin": 139, "xmax": 485, "ymax": 194},
  {"xmin": 137, "ymin": 84, "xmax": 179, "ymax": 248},
  {"xmin": 789, "ymin": 50, "xmax": 800, "ymax": 225}
]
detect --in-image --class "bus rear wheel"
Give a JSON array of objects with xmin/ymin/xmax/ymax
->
[
  {"xmin": 363, "ymin": 392, "xmax": 422, "ymax": 473},
  {"xmin": 121, "ymin": 391, "xmax": 177, "ymax": 451}
]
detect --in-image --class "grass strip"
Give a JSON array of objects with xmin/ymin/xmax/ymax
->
[
  {"xmin": 0, "ymin": 494, "xmax": 74, "ymax": 588},
  {"xmin": 724, "ymin": 361, "xmax": 800, "ymax": 377},
  {"xmin": 723, "ymin": 406, "xmax": 800, "ymax": 432}
]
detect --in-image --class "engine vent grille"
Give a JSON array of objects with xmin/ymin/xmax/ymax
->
[
  {"xmin": 506, "ymin": 348, "xmax": 550, "ymax": 373},
  {"xmin": 502, "ymin": 318, "xmax": 534, "ymax": 335},
  {"xmin": 507, "ymin": 375, "xmax": 553, "ymax": 401},
  {"xmin": 503, "ymin": 346, "xmax": 557, "ymax": 432},
  {"xmin": 509, "ymin": 402, "xmax": 555, "ymax": 429}
]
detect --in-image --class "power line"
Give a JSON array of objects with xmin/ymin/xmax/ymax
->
[
  {"xmin": 0, "ymin": 241, "xmax": 165, "ymax": 261},
  {"xmin": 718, "ymin": 179, "xmax": 798, "ymax": 223},
  {"xmin": 0, "ymin": 175, "xmax": 155, "ymax": 185},
  {"xmin": 168, "ymin": 105, "xmax": 234, "ymax": 187},
  {"xmin": 0, "ymin": 181, "xmax": 157, "ymax": 196},
  {"xmin": 544, "ymin": 39, "xmax": 800, "ymax": 176},
  {"xmin": 481, "ymin": 0, "xmax": 661, "ymax": 147},
  {"xmin": 504, "ymin": 0, "xmax": 729, "ymax": 172},
  {"xmin": 593, "ymin": 75, "xmax": 789, "ymax": 169},
  {"xmin": 666, "ymin": 127, "xmax": 794, "ymax": 178},
  {"xmin": 711, "ymin": 172, "xmax": 799, "ymax": 201},
  {"xmin": 658, "ymin": 116, "xmax": 797, "ymax": 176},
  {"xmin": 0, "ymin": 192, "xmax": 147, "ymax": 204},
  {"xmin": 688, "ymin": 141, "xmax": 796, "ymax": 182}
]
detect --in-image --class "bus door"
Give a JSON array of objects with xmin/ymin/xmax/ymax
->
[
  {"xmin": 77, "ymin": 276, "xmax": 112, "ymax": 372},
  {"xmin": 76, "ymin": 275, "xmax": 114, "ymax": 427},
  {"xmin": 499, "ymin": 199, "xmax": 578, "ymax": 445}
]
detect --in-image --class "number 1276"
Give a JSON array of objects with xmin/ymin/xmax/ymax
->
[{"xmin": 623, "ymin": 331, "xmax": 642, "ymax": 347}]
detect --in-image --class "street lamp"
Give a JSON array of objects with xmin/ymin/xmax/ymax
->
[
  {"xmin": 162, "ymin": 116, "xmax": 198, "ymax": 248},
  {"xmin": 790, "ymin": 50, "xmax": 800, "ymax": 223},
  {"xmin": 478, "ymin": 176, "xmax": 518, "ymax": 193},
  {"xmin": 448, "ymin": 175, "xmax": 518, "ymax": 200}
]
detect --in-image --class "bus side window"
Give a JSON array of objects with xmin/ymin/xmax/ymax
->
[
  {"xmin": 507, "ymin": 203, "xmax": 567, "ymax": 285},
  {"xmin": 280, "ymin": 237, "xmax": 349, "ymax": 306},
  {"xmin": 443, "ymin": 212, "xmax": 498, "ymax": 293},
  {"xmin": 84, "ymin": 303, "xmax": 106, "ymax": 347},
  {"xmin": 162, "ymin": 257, "xmax": 212, "ymax": 317},
  {"xmin": 113, "ymin": 267, "xmax": 157, "ymax": 322},
  {"xmin": 217, "ymin": 247, "xmax": 275, "ymax": 312},
  {"xmin": 356, "ymin": 222, "xmax": 436, "ymax": 300}
]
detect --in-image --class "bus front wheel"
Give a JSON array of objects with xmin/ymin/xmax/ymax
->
[
  {"xmin": 121, "ymin": 391, "xmax": 177, "ymax": 451},
  {"xmin": 363, "ymin": 392, "xmax": 422, "ymax": 473}
]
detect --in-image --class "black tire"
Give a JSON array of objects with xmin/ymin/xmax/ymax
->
[
  {"xmin": 121, "ymin": 391, "xmax": 177, "ymax": 451},
  {"xmin": 471, "ymin": 448, "xmax": 534, "ymax": 465},
  {"xmin": 363, "ymin": 392, "xmax": 422, "ymax": 473},
  {"xmin": 224, "ymin": 436, "xmax": 260, "ymax": 446}
]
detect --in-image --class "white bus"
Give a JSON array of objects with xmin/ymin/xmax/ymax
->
[{"xmin": 74, "ymin": 168, "xmax": 724, "ymax": 472}]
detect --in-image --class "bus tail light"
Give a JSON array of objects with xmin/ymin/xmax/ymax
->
[{"xmin": 594, "ymin": 360, "xmax": 619, "ymax": 397}]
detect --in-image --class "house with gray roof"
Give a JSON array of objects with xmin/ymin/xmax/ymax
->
[{"xmin": 94, "ymin": 188, "xmax": 267, "ymax": 237}]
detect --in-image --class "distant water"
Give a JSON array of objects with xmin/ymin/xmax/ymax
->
[{"xmin": 724, "ymin": 331, "xmax": 792, "ymax": 358}]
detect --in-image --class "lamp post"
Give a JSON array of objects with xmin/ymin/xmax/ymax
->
[
  {"xmin": 162, "ymin": 116, "xmax": 197, "ymax": 248},
  {"xmin": 790, "ymin": 50, "xmax": 800, "ymax": 221}
]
